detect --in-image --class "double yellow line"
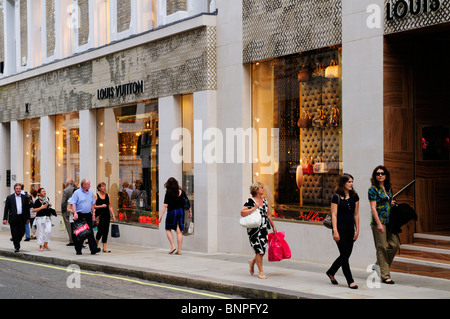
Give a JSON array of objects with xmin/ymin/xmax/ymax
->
[{"xmin": 0, "ymin": 256, "xmax": 230, "ymax": 299}]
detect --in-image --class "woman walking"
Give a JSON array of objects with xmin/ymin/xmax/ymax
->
[
  {"xmin": 33, "ymin": 188, "xmax": 54, "ymax": 251},
  {"xmin": 241, "ymin": 182, "xmax": 276, "ymax": 279},
  {"xmin": 94, "ymin": 182, "xmax": 116, "ymax": 253},
  {"xmin": 369, "ymin": 165, "xmax": 399, "ymax": 284},
  {"xmin": 159, "ymin": 177, "xmax": 191, "ymax": 255},
  {"xmin": 326, "ymin": 174, "xmax": 360, "ymax": 289}
]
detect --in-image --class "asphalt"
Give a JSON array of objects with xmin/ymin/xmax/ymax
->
[{"xmin": 1, "ymin": 224, "xmax": 449, "ymax": 300}]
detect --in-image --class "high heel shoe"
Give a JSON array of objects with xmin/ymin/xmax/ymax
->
[
  {"xmin": 326, "ymin": 271, "xmax": 338, "ymax": 285},
  {"xmin": 348, "ymin": 283, "xmax": 358, "ymax": 289}
]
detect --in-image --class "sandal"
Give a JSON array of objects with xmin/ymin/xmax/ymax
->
[
  {"xmin": 103, "ymin": 250, "xmax": 111, "ymax": 253},
  {"xmin": 248, "ymin": 260, "xmax": 255, "ymax": 275},
  {"xmin": 168, "ymin": 248, "xmax": 176, "ymax": 254},
  {"xmin": 258, "ymin": 272, "xmax": 267, "ymax": 279}
]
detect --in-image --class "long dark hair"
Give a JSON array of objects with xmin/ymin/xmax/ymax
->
[
  {"xmin": 370, "ymin": 165, "xmax": 392, "ymax": 191},
  {"xmin": 164, "ymin": 177, "xmax": 180, "ymax": 198},
  {"xmin": 335, "ymin": 173, "xmax": 358, "ymax": 198}
]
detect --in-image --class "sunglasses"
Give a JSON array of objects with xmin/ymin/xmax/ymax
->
[{"xmin": 375, "ymin": 172, "xmax": 386, "ymax": 176}]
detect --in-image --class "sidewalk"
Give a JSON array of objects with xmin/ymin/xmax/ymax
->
[{"xmin": 1, "ymin": 226, "xmax": 449, "ymax": 299}]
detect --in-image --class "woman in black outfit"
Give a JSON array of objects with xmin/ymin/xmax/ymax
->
[
  {"xmin": 159, "ymin": 177, "xmax": 191, "ymax": 255},
  {"xmin": 326, "ymin": 173, "xmax": 360, "ymax": 289},
  {"xmin": 94, "ymin": 182, "xmax": 116, "ymax": 253}
]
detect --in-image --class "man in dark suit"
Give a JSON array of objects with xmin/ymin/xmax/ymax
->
[{"xmin": 3, "ymin": 183, "xmax": 31, "ymax": 252}]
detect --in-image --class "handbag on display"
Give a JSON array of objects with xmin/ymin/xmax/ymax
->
[
  {"xmin": 297, "ymin": 110, "xmax": 312, "ymax": 128},
  {"xmin": 313, "ymin": 157, "xmax": 329, "ymax": 173},
  {"xmin": 111, "ymin": 224, "xmax": 120, "ymax": 238},
  {"xmin": 73, "ymin": 220, "xmax": 91, "ymax": 241},
  {"xmin": 298, "ymin": 68, "xmax": 312, "ymax": 82},
  {"xmin": 328, "ymin": 107, "xmax": 340, "ymax": 127},
  {"xmin": 301, "ymin": 159, "xmax": 314, "ymax": 175},
  {"xmin": 325, "ymin": 60, "xmax": 339, "ymax": 79},
  {"xmin": 312, "ymin": 109, "xmax": 327, "ymax": 128},
  {"xmin": 240, "ymin": 205, "xmax": 262, "ymax": 229}
]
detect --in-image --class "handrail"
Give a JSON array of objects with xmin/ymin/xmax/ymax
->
[{"xmin": 393, "ymin": 180, "xmax": 415, "ymax": 199}]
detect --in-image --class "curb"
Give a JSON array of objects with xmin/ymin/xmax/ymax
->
[{"xmin": 0, "ymin": 249, "xmax": 332, "ymax": 299}]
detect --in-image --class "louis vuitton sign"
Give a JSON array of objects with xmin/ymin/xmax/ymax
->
[
  {"xmin": 386, "ymin": 0, "xmax": 441, "ymax": 20},
  {"xmin": 97, "ymin": 81, "xmax": 144, "ymax": 100}
]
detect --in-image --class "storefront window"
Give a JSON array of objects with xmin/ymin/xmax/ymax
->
[
  {"xmin": 252, "ymin": 46, "xmax": 342, "ymax": 224},
  {"xmin": 97, "ymin": 101, "xmax": 159, "ymax": 227},
  {"xmin": 23, "ymin": 118, "xmax": 40, "ymax": 192},
  {"xmin": 55, "ymin": 112, "xmax": 80, "ymax": 210},
  {"xmin": 182, "ymin": 94, "xmax": 194, "ymax": 220}
]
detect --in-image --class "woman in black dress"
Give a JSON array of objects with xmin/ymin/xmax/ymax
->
[
  {"xmin": 159, "ymin": 177, "xmax": 191, "ymax": 255},
  {"xmin": 94, "ymin": 182, "xmax": 116, "ymax": 253},
  {"xmin": 326, "ymin": 173, "xmax": 360, "ymax": 289},
  {"xmin": 241, "ymin": 182, "xmax": 276, "ymax": 279}
]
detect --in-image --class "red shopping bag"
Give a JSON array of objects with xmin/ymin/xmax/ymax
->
[{"xmin": 268, "ymin": 232, "xmax": 291, "ymax": 262}]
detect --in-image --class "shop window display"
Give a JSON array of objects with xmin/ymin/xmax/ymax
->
[
  {"xmin": 23, "ymin": 118, "xmax": 41, "ymax": 192},
  {"xmin": 97, "ymin": 101, "xmax": 159, "ymax": 227},
  {"xmin": 55, "ymin": 112, "xmax": 80, "ymax": 211},
  {"xmin": 252, "ymin": 46, "xmax": 342, "ymax": 224}
]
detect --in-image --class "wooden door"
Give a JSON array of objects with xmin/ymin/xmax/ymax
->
[{"xmin": 414, "ymin": 32, "xmax": 450, "ymax": 233}]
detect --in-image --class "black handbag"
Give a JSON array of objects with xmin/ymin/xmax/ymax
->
[
  {"xmin": 48, "ymin": 207, "xmax": 57, "ymax": 217},
  {"xmin": 182, "ymin": 190, "xmax": 190, "ymax": 210},
  {"xmin": 323, "ymin": 213, "xmax": 332, "ymax": 229},
  {"xmin": 111, "ymin": 224, "xmax": 120, "ymax": 238},
  {"xmin": 323, "ymin": 194, "xmax": 340, "ymax": 229},
  {"xmin": 73, "ymin": 220, "xmax": 91, "ymax": 241}
]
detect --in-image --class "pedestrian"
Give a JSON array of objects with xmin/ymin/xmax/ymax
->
[
  {"xmin": 3, "ymin": 183, "xmax": 31, "ymax": 252},
  {"xmin": 32, "ymin": 188, "xmax": 54, "ymax": 251},
  {"xmin": 159, "ymin": 177, "xmax": 191, "ymax": 255},
  {"xmin": 23, "ymin": 186, "xmax": 34, "ymax": 241},
  {"xmin": 241, "ymin": 182, "xmax": 276, "ymax": 279},
  {"xmin": 94, "ymin": 182, "xmax": 116, "ymax": 253},
  {"xmin": 61, "ymin": 179, "xmax": 76, "ymax": 246},
  {"xmin": 70, "ymin": 179, "xmax": 100, "ymax": 255},
  {"xmin": 326, "ymin": 173, "xmax": 360, "ymax": 289},
  {"xmin": 29, "ymin": 189, "xmax": 38, "ymax": 239},
  {"xmin": 369, "ymin": 165, "xmax": 399, "ymax": 284}
]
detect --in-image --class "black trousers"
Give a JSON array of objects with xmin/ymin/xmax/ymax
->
[
  {"xmin": 10, "ymin": 215, "xmax": 26, "ymax": 250},
  {"xmin": 327, "ymin": 230, "xmax": 355, "ymax": 285},
  {"xmin": 72, "ymin": 213, "xmax": 97, "ymax": 254},
  {"xmin": 96, "ymin": 216, "xmax": 110, "ymax": 244}
]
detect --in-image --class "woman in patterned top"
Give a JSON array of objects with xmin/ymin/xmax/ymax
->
[
  {"xmin": 241, "ymin": 182, "xmax": 276, "ymax": 279},
  {"xmin": 368, "ymin": 165, "xmax": 399, "ymax": 284}
]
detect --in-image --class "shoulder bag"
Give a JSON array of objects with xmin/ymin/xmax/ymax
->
[
  {"xmin": 323, "ymin": 194, "xmax": 340, "ymax": 229},
  {"xmin": 240, "ymin": 198, "xmax": 262, "ymax": 228}
]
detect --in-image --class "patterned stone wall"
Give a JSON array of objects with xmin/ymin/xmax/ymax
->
[
  {"xmin": 384, "ymin": 0, "xmax": 450, "ymax": 34},
  {"xmin": 0, "ymin": 26, "xmax": 217, "ymax": 123},
  {"xmin": 242, "ymin": 0, "xmax": 342, "ymax": 63}
]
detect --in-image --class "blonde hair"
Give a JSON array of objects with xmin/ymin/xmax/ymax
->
[{"xmin": 249, "ymin": 182, "xmax": 264, "ymax": 197}]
